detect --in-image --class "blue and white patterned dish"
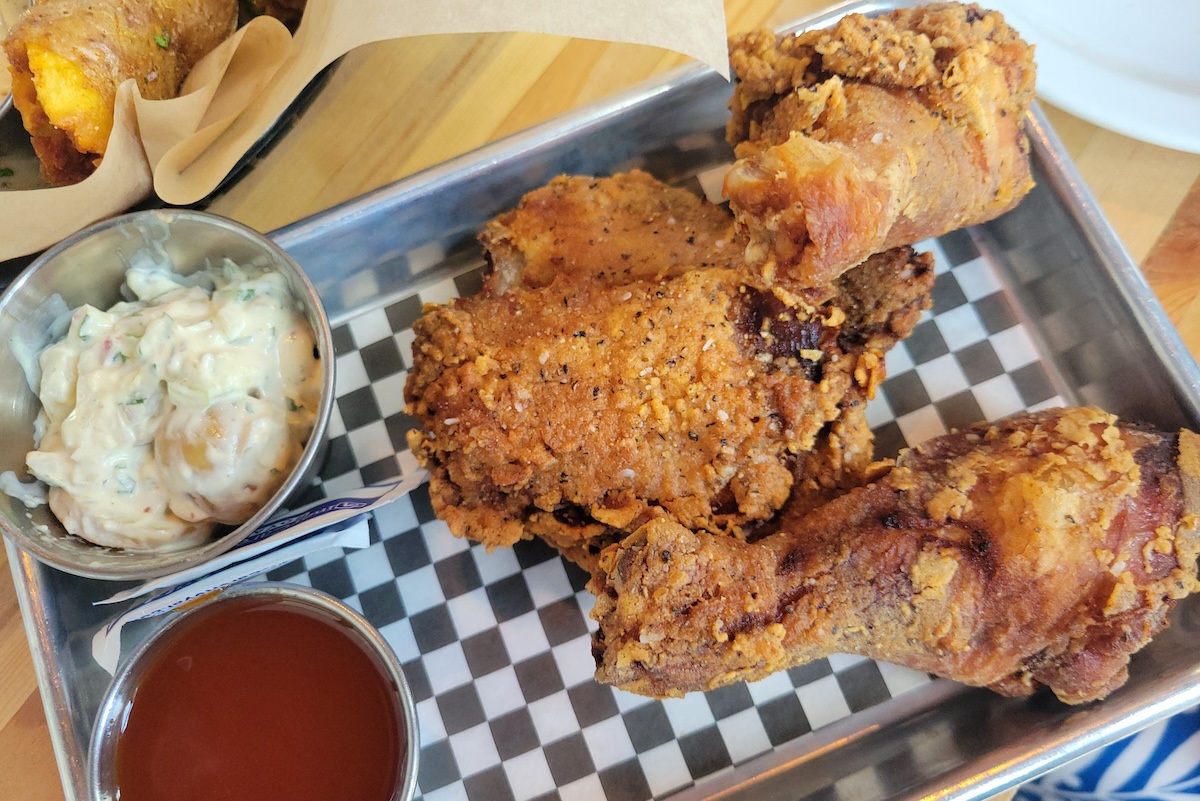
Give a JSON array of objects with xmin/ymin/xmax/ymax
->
[{"xmin": 1017, "ymin": 707, "xmax": 1200, "ymax": 801}]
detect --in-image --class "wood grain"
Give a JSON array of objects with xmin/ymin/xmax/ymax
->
[
  {"xmin": 1143, "ymin": 175, "xmax": 1200, "ymax": 338},
  {"xmin": 3, "ymin": 2, "xmax": 1200, "ymax": 798},
  {"xmin": 0, "ymin": 546, "xmax": 61, "ymax": 801}
]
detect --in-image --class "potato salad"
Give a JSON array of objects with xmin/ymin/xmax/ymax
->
[{"xmin": 25, "ymin": 261, "xmax": 322, "ymax": 551}]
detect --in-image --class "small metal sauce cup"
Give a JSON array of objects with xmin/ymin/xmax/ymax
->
[
  {"xmin": 0, "ymin": 209, "xmax": 336, "ymax": 580},
  {"xmin": 87, "ymin": 581, "xmax": 420, "ymax": 801}
]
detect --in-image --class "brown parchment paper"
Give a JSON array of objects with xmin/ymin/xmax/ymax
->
[{"xmin": 0, "ymin": 0, "xmax": 728, "ymax": 262}]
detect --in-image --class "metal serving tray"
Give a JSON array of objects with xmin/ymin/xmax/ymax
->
[{"xmin": 10, "ymin": 2, "xmax": 1200, "ymax": 800}]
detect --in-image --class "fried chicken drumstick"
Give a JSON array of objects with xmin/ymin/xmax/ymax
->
[
  {"xmin": 591, "ymin": 407, "xmax": 1200, "ymax": 704},
  {"xmin": 405, "ymin": 174, "xmax": 934, "ymax": 572},
  {"xmin": 725, "ymin": 2, "xmax": 1036, "ymax": 287}
]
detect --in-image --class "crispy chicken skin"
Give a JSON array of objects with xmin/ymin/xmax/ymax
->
[
  {"xmin": 591, "ymin": 407, "xmax": 1200, "ymax": 704},
  {"xmin": 541, "ymin": 400, "xmax": 879, "ymax": 571},
  {"xmin": 3, "ymin": 0, "xmax": 237, "ymax": 185},
  {"xmin": 480, "ymin": 170, "xmax": 745, "ymax": 294},
  {"xmin": 724, "ymin": 2, "xmax": 1036, "ymax": 287},
  {"xmin": 405, "ymin": 241, "xmax": 933, "ymax": 572}
]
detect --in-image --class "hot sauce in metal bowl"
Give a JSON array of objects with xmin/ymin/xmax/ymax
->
[{"xmin": 110, "ymin": 595, "xmax": 405, "ymax": 801}]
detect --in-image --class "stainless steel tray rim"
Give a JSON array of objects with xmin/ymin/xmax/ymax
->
[{"xmin": 13, "ymin": 3, "xmax": 1200, "ymax": 800}]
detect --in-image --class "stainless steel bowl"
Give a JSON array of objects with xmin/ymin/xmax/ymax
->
[
  {"xmin": 0, "ymin": 209, "xmax": 335, "ymax": 580},
  {"xmin": 87, "ymin": 582, "xmax": 420, "ymax": 801}
]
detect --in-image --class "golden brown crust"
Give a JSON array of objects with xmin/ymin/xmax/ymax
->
[
  {"xmin": 479, "ymin": 170, "xmax": 745, "ymax": 294},
  {"xmin": 536, "ymin": 401, "xmax": 879, "ymax": 575},
  {"xmin": 590, "ymin": 407, "xmax": 1200, "ymax": 703},
  {"xmin": 3, "ymin": 0, "xmax": 237, "ymax": 185},
  {"xmin": 1177, "ymin": 428, "xmax": 1200, "ymax": 516},
  {"xmin": 724, "ymin": 2, "xmax": 1036, "ymax": 287},
  {"xmin": 405, "ymin": 267, "xmax": 843, "ymax": 552},
  {"xmin": 408, "ymin": 171, "xmax": 933, "ymax": 572}
]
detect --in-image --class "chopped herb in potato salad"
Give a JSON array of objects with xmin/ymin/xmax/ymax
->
[{"xmin": 25, "ymin": 260, "xmax": 321, "ymax": 551}]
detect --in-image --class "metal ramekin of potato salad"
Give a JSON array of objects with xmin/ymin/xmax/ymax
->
[{"xmin": 0, "ymin": 209, "xmax": 335, "ymax": 580}]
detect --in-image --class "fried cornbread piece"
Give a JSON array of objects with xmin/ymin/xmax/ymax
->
[
  {"xmin": 3, "ymin": 0, "xmax": 237, "ymax": 185},
  {"xmin": 405, "ymin": 245, "xmax": 933, "ymax": 571},
  {"xmin": 724, "ymin": 2, "xmax": 1036, "ymax": 286},
  {"xmin": 479, "ymin": 170, "xmax": 745, "ymax": 294},
  {"xmin": 591, "ymin": 407, "xmax": 1200, "ymax": 704}
]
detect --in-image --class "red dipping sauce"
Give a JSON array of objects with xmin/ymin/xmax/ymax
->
[{"xmin": 110, "ymin": 594, "xmax": 407, "ymax": 801}]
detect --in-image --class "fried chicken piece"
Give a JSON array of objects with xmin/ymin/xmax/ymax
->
[
  {"xmin": 3, "ymin": 0, "xmax": 237, "ymax": 185},
  {"xmin": 591, "ymin": 407, "xmax": 1200, "ymax": 704},
  {"xmin": 724, "ymin": 2, "xmax": 1036, "ymax": 287},
  {"xmin": 405, "ymin": 246, "xmax": 933, "ymax": 572},
  {"xmin": 467, "ymin": 169, "xmax": 905, "ymax": 571},
  {"xmin": 479, "ymin": 170, "xmax": 745, "ymax": 294},
  {"xmin": 544, "ymin": 400, "xmax": 877, "ymax": 572}
]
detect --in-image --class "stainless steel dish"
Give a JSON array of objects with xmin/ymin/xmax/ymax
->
[
  {"xmin": 87, "ymin": 582, "xmax": 420, "ymax": 801},
  {"xmin": 10, "ymin": 2, "xmax": 1200, "ymax": 800},
  {"xmin": 0, "ymin": 209, "xmax": 336, "ymax": 580}
]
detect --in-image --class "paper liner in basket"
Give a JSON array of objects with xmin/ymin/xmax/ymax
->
[{"xmin": 0, "ymin": 0, "xmax": 729, "ymax": 262}]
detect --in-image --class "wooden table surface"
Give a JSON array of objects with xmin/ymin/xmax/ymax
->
[{"xmin": 3, "ymin": 1, "xmax": 1200, "ymax": 797}]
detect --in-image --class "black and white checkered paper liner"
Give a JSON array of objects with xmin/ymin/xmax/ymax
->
[{"xmin": 262, "ymin": 224, "xmax": 1065, "ymax": 801}]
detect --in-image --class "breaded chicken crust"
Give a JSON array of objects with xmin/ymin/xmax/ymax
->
[
  {"xmin": 405, "ymin": 241, "xmax": 932, "ymax": 571},
  {"xmin": 480, "ymin": 169, "xmax": 745, "ymax": 294},
  {"xmin": 724, "ymin": 2, "xmax": 1036, "ymax": 287},
  {"xmin": 409, "ymin": 170, "xmax": 923, "ymax": 571},
  {"xmin": 591, "ymin": 407, "xmax": 1200, "ymax": 704}
]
